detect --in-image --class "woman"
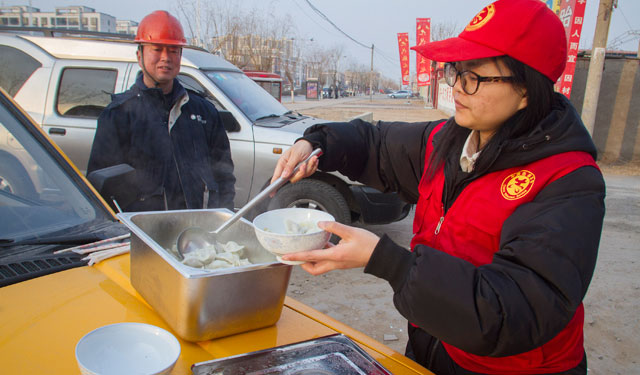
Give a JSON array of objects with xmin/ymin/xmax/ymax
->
[{"xmin": 271, "ymin": 0, "xmax": 605, "ymax": 374}]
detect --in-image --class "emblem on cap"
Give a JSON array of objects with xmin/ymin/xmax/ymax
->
[
  {"xmin": 465, "ymin": 4, "xmax": 495, "ymax": 31},
  {"xmin": 500, "ymin": 170, "xmax": 535, "ymax": 200}
]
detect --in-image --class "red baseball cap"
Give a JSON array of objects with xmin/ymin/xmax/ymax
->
[{"xmin": 411, "ymin": 0, "xmax": 567, "ymax": 82}]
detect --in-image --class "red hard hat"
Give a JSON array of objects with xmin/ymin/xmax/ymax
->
[{"xmin": 135, "ymin": 10, "xmax": 187, "ymax": 46}]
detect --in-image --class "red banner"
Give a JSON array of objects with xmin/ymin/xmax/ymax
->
[
  {"xmin": 554, "ymin": 0, "xmax": 586, "ymax": 98},
  {"xmin": 397, "ymin": 32, "xmax": 410, "ymax": 85},
  {"xmin": 416, "ymin": 18, "xmax": 431, "ymax": 87}
]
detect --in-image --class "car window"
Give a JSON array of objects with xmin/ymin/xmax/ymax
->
[
  {"xmin": 56, "ymin": 68, "xmax": 117, "ymax": 118},
  {"xmin": 177, "ymin": 74, "xmax": 226, "ymax": 110},
  {"xmin": 0, "ymin": 45, "xmax": 42, "ymax": 97},
  {"xmin": 204, "ymin": 70, "xmax": 288, "ymax": 123},
  {"xmin": 0, "ymin": 99, "xmax": 110, "ymax": 240}
]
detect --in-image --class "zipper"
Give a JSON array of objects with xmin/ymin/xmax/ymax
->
[
  {"xmin": 426, "ymin": 338, "xmax": 440, "ymax": 369},
  {"xmin": 434, "ymin": 204, "xmax": 445, "ymax": 235}
]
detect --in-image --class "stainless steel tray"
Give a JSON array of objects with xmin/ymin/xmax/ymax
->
[
  {"xmin": 118, "ymin": 209, "xmax": 291, "ymax": 342},
  {"xmin": 191, "ymin": 334, "xmax": 392, "ymax": 375}
]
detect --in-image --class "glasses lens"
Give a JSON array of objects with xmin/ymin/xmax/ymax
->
[
  {"xmin": 444, "ymin": 64, "xmax": 456, "ymax": 87},
  {"xmin": 460, "ymin": 71, "xmax": 479, "ymax": 95}
]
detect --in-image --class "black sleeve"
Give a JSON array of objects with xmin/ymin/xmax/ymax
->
[
  {"xmin": 302, "ymin": 119, "xmax": 445, "ymax": 203},
  {"xmin": 206, "ymin": 105, "xmax": 235, "ymax": 210},
  {"xmin": 87, "ymin": 106, "xmax": 127, "ymax": 174},
  {"xmin": 365, "ymin": 166, "xmax": 605, "ymax": 357}
]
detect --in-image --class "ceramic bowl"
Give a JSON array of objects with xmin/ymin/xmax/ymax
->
[
  {"xmin": 253, "ymin": 208, "xmax": 335, "ymax": 265},
  {"xmin": 75, "ymin": 322, "xmax": 180, "ymax": 375}
]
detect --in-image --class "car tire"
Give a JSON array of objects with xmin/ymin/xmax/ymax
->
[
  {"xmin": 267, "ymin": 179, "xmax": 351, "ymax": 225},
  {"xmin": 0, "ymin": 156, "xmax": 37, "ymax": 199}
]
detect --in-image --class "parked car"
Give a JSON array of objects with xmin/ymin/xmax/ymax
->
[
  {"xmin": 387, "ymin": 90, "xmax": 412, "ymax": 99},
  {"xmin": 389, "ymin": 90, "xmax": 413, "ymax": 98},
  {"xmin": 0, "ymin": 29, "xmax": 410, "ymax": 225},
  {"xmin": 0, "ymin": 88, "xmax": 429, "ymax": 374}
]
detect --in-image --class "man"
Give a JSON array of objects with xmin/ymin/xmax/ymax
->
[{"xmin": 88, "ymin": 10, "xmax": 235, "ymax": 212}]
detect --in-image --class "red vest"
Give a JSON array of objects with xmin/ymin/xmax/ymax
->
[{"xmin": 411, "ymin": 123, "xmax": 597, "ymax": 374}]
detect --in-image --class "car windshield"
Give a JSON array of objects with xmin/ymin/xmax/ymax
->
[
  {"xmin": 203, "ymin": 70, "xmax": 288, "ymax": 122},
  {"xmin": 0, "ymin": 96, "xmax": 111, "ymax": 243}
]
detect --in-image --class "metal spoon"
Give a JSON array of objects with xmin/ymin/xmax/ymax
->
[{"xmin": 175, "ymin": 148, "xmax": 323, "ymax": 260}]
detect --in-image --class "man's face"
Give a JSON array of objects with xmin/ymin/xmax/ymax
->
[{"xmin": 137, "ymin": 44, "xmax": 182, "ymax": 84}]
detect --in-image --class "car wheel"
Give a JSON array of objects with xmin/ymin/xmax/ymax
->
[
  {"xmin": 267, "ymin": 179, "xmax": 351, "ymax": 225},
  {"xmin": 0, "ymin": 156, "xmax": 37, "ymax": 198}
]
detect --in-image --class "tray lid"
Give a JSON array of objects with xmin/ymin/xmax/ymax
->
[{"xmin": 191, "ymin": 334, "xmax": 391, "ymax": 375}]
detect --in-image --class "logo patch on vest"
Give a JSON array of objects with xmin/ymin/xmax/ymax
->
[{"xmin": 500, "ymin": 170, "xmax": 535, "ymax": 200}]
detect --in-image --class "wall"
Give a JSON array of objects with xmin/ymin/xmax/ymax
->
[
  {"xmin": 570, "ymin": 56, "xmax": 640, "ymax": 164},
  {"xmin": 436, "ymin": 79, "xmax": 455, "ymax": 117}
]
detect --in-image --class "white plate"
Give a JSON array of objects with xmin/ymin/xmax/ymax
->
[{"xmin": 75, "ymin": 322, "xmax": 180, "ymax": 375}]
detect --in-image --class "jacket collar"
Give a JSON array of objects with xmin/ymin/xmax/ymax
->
[{"xmin": 134, "ymin": 75, "xmax": 186, "ymax": 107}]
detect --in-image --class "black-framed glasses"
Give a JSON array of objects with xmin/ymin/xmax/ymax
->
[{"xmin": 444, "ymin": 63, "xmax": 514, "ymax": 95}]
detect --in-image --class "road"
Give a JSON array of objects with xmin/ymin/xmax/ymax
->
[{"xmin": 283, "ymin": 95, "xmax": 640, "ymax": 374}]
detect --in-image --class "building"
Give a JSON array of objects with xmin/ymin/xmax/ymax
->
[
  {"xmin": 116, "ymin": 20, "xmax": 138, "ymax": 35},
  {"xmin": 0, "ymin": 5, "xmax": 118, "ymax": 33}
]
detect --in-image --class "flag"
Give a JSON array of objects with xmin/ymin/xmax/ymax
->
[
  {"xmin": 397, "ymin": 32, "xmax": 410, "ymax": 85},
  {"xmin": 552, "ymin": 0, "xmax": 587, "ymax": 98},
  {"xmin": 416, "ymin": 18, "xmax": 431, "ymax": 87}
]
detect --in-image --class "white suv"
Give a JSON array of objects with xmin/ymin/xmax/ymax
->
[{"xmin": 0, "ymin": 29, "xmax": 410, "ymax": 225}]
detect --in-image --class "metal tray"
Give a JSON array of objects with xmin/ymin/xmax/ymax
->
[
  {"xmin": 118, "ymin": 209, "xmax": 291, "ymax": 342},
  {"xmin": 191, "ymin": 334, "xmax": 392, "ymax": 375}
]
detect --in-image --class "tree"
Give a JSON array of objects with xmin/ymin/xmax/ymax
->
[
  {"xmin": 431, "ymin": 21, "xmax": 460, "ymax": 42},
  {"xmin": 174, "ymin": 0, "xmax": 296, "ymax": 72}
]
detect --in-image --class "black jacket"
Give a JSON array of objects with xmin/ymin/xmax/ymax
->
[
  {"xmin": 302, "ymin": 93, "xmax": 605, "ymax": 358},
  {"xmin": 88, "ymin": 76, "xmax": 235, "ymax": 211}
]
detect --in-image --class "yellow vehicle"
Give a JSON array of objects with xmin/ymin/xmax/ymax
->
[{"xmin": 0, "ymin": 89, "xmax": 429, "ymax": 374}]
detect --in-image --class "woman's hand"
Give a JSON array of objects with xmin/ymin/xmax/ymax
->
[
  {"xmin": 281, "ymin": 221, "xmax": 380, "ymax": 275},
  {"xmin": 271, "ymin": 140, "xmax": 318, "ymax": 187}
]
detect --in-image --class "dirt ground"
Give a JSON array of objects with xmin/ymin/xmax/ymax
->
[{"xmin": 284, "ymin": 97, "xmax": 640, "ymax": 374}]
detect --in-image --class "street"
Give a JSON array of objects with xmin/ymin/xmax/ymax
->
[{"xmin": 283, "ymin": 96, "xmax": 640, "ymax": 374}]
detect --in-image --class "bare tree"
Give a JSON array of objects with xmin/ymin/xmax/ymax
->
[
  {"xmin": 431, "ymin": 21, "xmax": 460, "ymax": 42},
  {"xmin": 303, "ymin": 45, "xmax": 331, "ymax": 89},
  {"xmin": 175, "ymin": 0, "xmax": 297, "ymax": 74}
]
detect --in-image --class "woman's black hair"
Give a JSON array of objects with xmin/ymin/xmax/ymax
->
[{"xmin": 426, "ymin": 56, "xmax": 555, "ymax": 178}]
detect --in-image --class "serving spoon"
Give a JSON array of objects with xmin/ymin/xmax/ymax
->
[{"xmin": 175, "ymin": 148, "xmax": 323, "ymax": 260}]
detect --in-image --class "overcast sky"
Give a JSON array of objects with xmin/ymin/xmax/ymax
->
[{"xmin": 19, "ymin": 0, "xmax": 640, "ymax": 81}]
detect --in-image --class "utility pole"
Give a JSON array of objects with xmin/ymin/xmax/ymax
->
[
  {"xmin": 581, "ymin": 0, "xmax": 615, "ymax": 136},
  {"xmin": 369, "ymin": 44, "xmax": 374, "ymax": 102}
]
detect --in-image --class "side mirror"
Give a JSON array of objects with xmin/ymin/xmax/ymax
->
[
  {"xmin": 87, "ymin": 164, "xmax": 136, "ymax": 212},
  {"xmin": 219, "ymin": 110, "xmax": 240, "ymax": 132}
]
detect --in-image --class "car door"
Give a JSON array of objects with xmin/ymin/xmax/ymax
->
[{"xmin": 41, "ymin": 60, "xmax": 129, "ymax": 174}]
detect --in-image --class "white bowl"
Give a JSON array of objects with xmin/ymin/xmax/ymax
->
[
  {"xmin": 75, "ymin": 322, "xmax": 180, "ymax": 375},
  {"xmin": 253, "ymin": 208, "xmax": 335, "ymax": 265}
]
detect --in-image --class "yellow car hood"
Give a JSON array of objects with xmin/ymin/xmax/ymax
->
[{"xmin": 0, "ymin": 254, "xmax": 429, "ymax": 374}]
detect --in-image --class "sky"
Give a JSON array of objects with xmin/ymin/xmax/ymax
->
[{"xmin": 15, "ymin": 0, "xmax": 640, "ymax": 82}]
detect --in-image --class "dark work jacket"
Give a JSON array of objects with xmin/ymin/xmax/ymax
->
[
  {"xmin": 88, "ymin": 76, "xmax": 235, "ymax": 211},
  {"xmin": 301, "ymin": 93, "xmax": 605, "ymax": 372}
]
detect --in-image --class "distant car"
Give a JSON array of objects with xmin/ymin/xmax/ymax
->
[{"xmin": 388, "ymin": 90, "xmax": 412, "ymax": 98}]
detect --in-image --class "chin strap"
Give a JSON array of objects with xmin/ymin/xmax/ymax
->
[{"xmin": 138, "ymin": 45, "xmax": 161, "ymax": 88}]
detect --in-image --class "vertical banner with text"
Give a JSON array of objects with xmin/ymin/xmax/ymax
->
[
  {"xmin": 416, "ymin": 18, "xmax": 431, "ymax": 87},
  {"xmin": 397, "ymin": 32, "xmax": 410, "ymax": 85},
  {"xmin": 552, "ymin": 0, "xmax": 586, "ymax": 98}
]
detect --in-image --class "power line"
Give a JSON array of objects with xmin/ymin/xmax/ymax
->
[
  {"xmin": 292, "ymin": 0, "xmax": 339, "ymax": 38},
  {"xmin": 303, "ymin": 0, "xmax": 371, "ymax": 49}
]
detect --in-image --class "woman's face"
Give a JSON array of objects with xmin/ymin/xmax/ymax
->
[{"xmin": 452, "ymin": 58, "xmax": 527, "ymax": 146}]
